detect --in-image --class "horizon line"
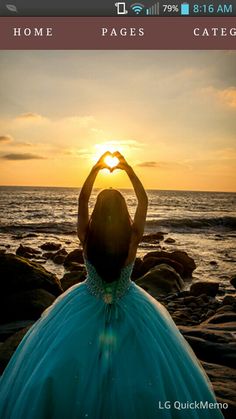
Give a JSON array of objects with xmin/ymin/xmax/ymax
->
[{"xmin": 0, "ymin": 185, "xmax": 235, "ymax": 194}]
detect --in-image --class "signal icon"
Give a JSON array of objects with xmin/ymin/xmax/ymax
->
[
  {"xmin": 131, "ymin": 3, "xmax": 144, "ymax": 14},
  {"xmin": 146, "ymin": 2, "xmax": 160, "ymax": 15}
]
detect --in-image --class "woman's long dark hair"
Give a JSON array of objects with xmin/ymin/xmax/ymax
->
[{"xmin": 85, "ymin": 189, "xmax": 132, "ymax": 283}]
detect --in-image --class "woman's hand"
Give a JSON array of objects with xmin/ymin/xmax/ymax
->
[
  {"xmin": 93, "ymin": 151, "xmax": 112, "ymax": 171},
  {"xmin": 113, "ymin": 151, "xmax": 130, "ymax": 172}
]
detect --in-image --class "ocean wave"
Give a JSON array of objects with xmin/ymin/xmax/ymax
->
[
  {"xmin": 0, "ymin": 222, "xmax": 77, "ymax": 235},
  {"xmin": 146, "ymin": 216, "xmax": 236, "ymax": 231},
  {"xmin": 0, "ymin": 216, "xmax": 235, "ymax": 236}
]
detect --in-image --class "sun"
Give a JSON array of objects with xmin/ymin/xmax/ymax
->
[
  {"xmin": 104, "ymin": 155, "xmax": 119, "ymax": 169},
  {"xmin": 92, "ymin": 142, "xmax": 124, "ymax": 170}
]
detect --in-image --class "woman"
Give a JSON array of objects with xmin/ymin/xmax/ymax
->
[{"xmin": 0, "ymin": 152, "xmax": 224, "ymax": 419}]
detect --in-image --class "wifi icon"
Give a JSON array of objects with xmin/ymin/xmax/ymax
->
[{"xmin": 131, "ymin": 3, "xmax": 144, "ymax": 14}]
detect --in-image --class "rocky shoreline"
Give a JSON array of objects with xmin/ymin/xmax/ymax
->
[{"xmin": 0, "ymin": 233, "xmax": 235, "ymax": 417}]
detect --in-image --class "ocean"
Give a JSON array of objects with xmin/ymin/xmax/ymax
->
[{"xmin": 0, "ymin": 186, "xmax": 235, "ymax": 288}]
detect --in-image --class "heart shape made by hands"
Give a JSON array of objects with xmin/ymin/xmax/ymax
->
[{"xmin": 104, "ymin": 154, "xmax": 119, "ymax": 172}]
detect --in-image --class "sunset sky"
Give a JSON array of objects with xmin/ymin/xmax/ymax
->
[{"xmin": 0, "ymin": 50, "xmax": 235, "ymax": 192}]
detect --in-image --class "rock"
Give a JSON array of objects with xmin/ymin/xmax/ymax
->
[
  {"xmin": 216, "ymin": 305, "xmax": 234, "ymax": 314},
  {"xmin": 42, "ymin": 251, "xmax": 54, "ymax": 259},
  {"xmin": 0, "ymin": 253, "xmax": 62, "ymax": 298},
  {"xmin": 63, "ymin": 248, "xmax": 84, "ymax": 267},
  {"xmin": 131, "ymin": 257, "xmax": 143, "ymax": 280},
  {"xmin": 143, "ymin": 250, "xmax": 196, "ymax": 278},
  {"xmin": 16, "ymin": 244, "xmax": 41, "ymax": 257},
  {"xmin": 183, "ymin": 295, "xmax": 198, "ymax": 304},
  {"xmin": 135, "ymin": 257, "xmax": 184, "ymax": 279},
  {"xmin": 223, "ymin": 295, "xmax": 236, "ymax": 306},
  {"xmin": 40, "ymin": 242, "xmax": 61, "ymax": 251},
  {"xmin": 0, "ymin": 320, "xmax": 35, "ymax": 341},
  {"xmin": 209, "ymin": 260, "xmax": 218, "ymax": 265},
  {"xmin": 230, "ymin": 275, "xmax": 236, "ymax": 289},
  {"xmin": 61, "ymin": 271, "xmax": 86, "ymax": 291},
  {"xmin": 0, "ymin": 325, "xmax": 32, "ymax": 374},
  {"xmin": 66, "ymin": 262, "xmax": 86, "ymax": 272},
  {"xmin": 179, "ymin": 324, "xmax": 236, "ymax": 368},
  {"xmin": 164, "ymin": 238, "xmax": 176, "ymax": 244},
  {"xmin": 136, "ymin": 264, "xmax": 185, "ymax": 296},
  {"xmin": 202, "ymin": 312, "xmax": 236, "ymax": 325},
  {"xmin": 25, "ymin": 233, "xmax": 38, "ymax": 238},
  {"xmin": 142, "ymin": 232, "xmax": 165, "ymax": 243},
  {"xmin": 12, "ymin": 234, "xmax": 24, "ymax": 240},
  {"xmin": 52, "ymin": 248, "xmax": 68, "ymax": 265},
  {"xmin": 0, "ymin": 288, "xmax": 56, "ymax": 323},
  {"xmin": 169, "ymin": 250, "xmax": 196, "ymax": 278},
  {"xmin": 190, "ymin": 281, "xmax": 219, "ymax": 297},
  {"xmin": 201, "ymin": 361, "xmax": 236, "ymax": 417},
  {"xmin": 53, "ymin": 254, "xmax": 66, "ymax": 264}
]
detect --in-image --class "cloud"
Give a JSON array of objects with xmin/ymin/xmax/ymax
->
[
  {"xmin": 0, "ymin": 135, "xmax": 12, "ymax": 143},
  {"xmin": 63, "ymin": 148, "xmax": 91, "ymax": 158},
  {"xmin": 13, "ymin": 142, "xmax": 33, "ymax": 147},
  {"xmin": 218, "ymin": 88, "xmax": 236, "ymax": 108},
  {"xmin": 136, "ymin": 161, "xmax": 190, "ymax": 170},
  {"xmin": 137, "ymin": 161, "xmax": 159, "ymax": 168},
  {"xmin": 16, "ymin": 112, "xmax": 44, "ymax": 120},
  {"xmin": 1, "ymin": 153, "xmax": 46, "ymax": 160},
  {"xmin": 201, "ymin": 86, "xmax": 236, "ymax": 109}
]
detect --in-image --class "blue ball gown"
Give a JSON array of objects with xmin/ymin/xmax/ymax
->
[{"xmin": 0, "ymin": 259, "xmax": 224, "ymax": 419}]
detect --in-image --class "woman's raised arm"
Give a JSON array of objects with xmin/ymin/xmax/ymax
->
[
  {"xmin": 114, "ymin": 151, "xmax": 148, "ymax": 244},
  {"xmin": 77, "ymin": 151, "xmax": 111, "ymax": 244}
]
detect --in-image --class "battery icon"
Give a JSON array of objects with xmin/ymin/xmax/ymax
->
[{"xmin": 181, "ymin": 3, "xmax": 189, "ymax": 15}]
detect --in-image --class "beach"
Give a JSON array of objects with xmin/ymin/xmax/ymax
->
[
  {"xmin": 0, "ymin": 186, "xmax": 236, "ymax": 415},
  {"xmin": 0, "ymin": 186, "xmax": 235, "ymax": 284}
]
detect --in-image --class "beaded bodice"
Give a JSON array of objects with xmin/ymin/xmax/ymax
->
[{"xmin": 84, "ymin": 258, "xmax": 134, "ymax": 304}]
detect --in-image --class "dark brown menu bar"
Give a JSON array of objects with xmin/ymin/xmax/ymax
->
[{"xmin": 0, "ymin": 17, "xmax": 235, "ymax": 49}]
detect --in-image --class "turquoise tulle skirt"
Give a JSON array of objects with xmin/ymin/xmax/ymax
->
[{"xmin": 0, "ymin": 281, "xmax": 224, "ymax": 418}]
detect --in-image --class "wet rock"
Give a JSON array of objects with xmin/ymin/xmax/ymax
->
[
  {"xmin": 190, "ymin": 281, "xmax": 219, "ymax": 297},
  {"xmin": 131, "ymin": 257, "xmax": 143, "ymax": 280},
  {"xmin": 136, "ymin": 264, "xmax": 184, "ymax": 296},
  {"xmin": 16, "ymin": 244, "xmax": 41, "ymax": 257},
  {"xmin": 42, "ymin": 251, "xmax": 54, "ymax": 259},
  {"xmin": 223, "ymin": 295, "xmax": 236, "ymax": 306},
  {"xmin": 203, "ymin": 312, "xmax": 236, "ymax": 325},
  {"xmin": 52, "ymin": 248, "xmax": 68, "ymax": 265},
  {"xmin": 135, "ymin": 257, "xmax": 184, "ymax": 279},
  {"xmin": 40, "ymin": 242, "xmax": 61, "ymax": 251},
  {"xmin": 143, "ymin": 250, "xmax": 196, "ymax": 278},
  {"xmin": 179, "ymin": 324, "xmax": 236, "ymax": 368},
  {"xmin": 183, "ymin": 295, "xmax": 198, "ymax": 304},
  {"xmin": 210, "ymin": 260, "xmax": 218, "ymax": 265},
  {"xmin": 0, "ymin": 325, "xmax": 32, "ymax": 374},
  {"xmin": 164, "ymin": 238, "xmax": 176, "ymax": 244},
  {"xmin": 66, "ymin": 262, "xmax": 85, "ymax": 272},
  {"xmin": 216, "ymin": 305, "xmax": 234, "ymax": 314},
  {"xmin": 230, "ymin": 275, "xmax": 236, "ymax": 289},
  {"xmin": 142, "ymin": 232, "xmax": 165, "ymax": 243},
  {"xmin": 25, "ymin": 233, "xmax": 38, "ymax": 238},
  {"xmin": 61, "ymin": 271, "xmax": 86, "ymax": 291},
  {"xmin": 0, "ymin": 320, "xmax": 35, "ymax": 341},
  {"xmin": 12, "ymin": 234, "xmax": 24, "ymax": 240},
  {"xmin": 63, "ymin": 248, "xmax": 84, "ymax": 267},
  {"xmin": 0, "ymin": 253, "xmax": 62, "ymax": 298},
  {"xmin": 201, "ymin": 361, "xmax": 236, "ymax": 416},
  {"xmin": 0, "ymin": 288, "xmax": 56, "ymax": 323},
  {"xmin": 53, "ymin": 254, "xmax": 66, "ymax": 264}
]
